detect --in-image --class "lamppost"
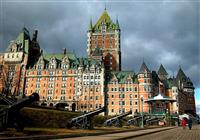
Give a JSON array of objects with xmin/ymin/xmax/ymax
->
[
  {"xmin": 166, "ymin": 108, "xmax": 169, "ymax": 126},
  {"xmin": 141, "ymin": 95, "xmax": 144, "ymax": 128}
]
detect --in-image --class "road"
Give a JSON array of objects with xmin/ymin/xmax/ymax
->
[{"xmin": 60, "ymin": 125, "xmax": 200, "ymax": 140}]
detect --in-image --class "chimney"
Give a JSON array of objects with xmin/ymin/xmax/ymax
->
[
  {"xmin": 64, "ymin": 48, "xmax": 67, "ymax": 55},
  {"xmin": 40, "ymin": 49, "xmax": 43, "ymax": 55},
  {"xmin": 32, "ymin": 30, "xmax": 38, "ymax": 41}
]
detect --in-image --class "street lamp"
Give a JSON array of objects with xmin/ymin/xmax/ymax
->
[
  {"xmin": 141, "ymin": 95, "xmax": 144, "ymax": 128},
  {"xmin": 166, "ymin": 108, "xmax": 169, "ymax": 126}
]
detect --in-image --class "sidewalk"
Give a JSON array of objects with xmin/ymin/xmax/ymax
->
[
  {"xmin": 59, "ymin": 126, "xmax": 175, "ymax": 140},
  {"xmin": 0, "ymin": 126, "xmax": 175, "ymax": 140}
]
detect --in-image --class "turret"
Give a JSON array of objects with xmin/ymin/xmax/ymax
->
[
  {"xmin": 157, "ymin": 64, "xmax": 168, "ymax": 80},
  {"xmin": 176, "ymin": 67, "xmax": 187, "ymax": 89},
  {"xmin": 138, "ymin": 61, "xmax": 152, "ymax": 113},
  {"xmin": 88, "ymin": 18, "xmax": 93, "ymax": 32},
  {"xmin": 115, "ymin": 16, "xmax": 120, "ymax": 30}
]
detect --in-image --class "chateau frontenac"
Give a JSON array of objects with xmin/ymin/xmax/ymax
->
[{"xmin": 0, "ymin": 9, "xmax": 196, "ymax": 116}]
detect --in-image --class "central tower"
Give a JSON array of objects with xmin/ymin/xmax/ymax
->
[{"xmin": 87, "ymin": 9, "xmax": 121, "ymax": 71}]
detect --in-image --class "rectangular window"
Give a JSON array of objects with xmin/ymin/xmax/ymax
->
[
  {"xmin": 62, "ymin": 84, "xmax": 66, "ymax": 88},
  {"xmin": 62, "ymin": 77, "xmax": 66, "ymax": 81},
  {"xmin": 119, "ymin": 94, "xmax": 125, "ymax": 98},
  {"xmin": 134, "ymin": 87, "xmax": 137, "ymax": 92},
  {"xmin": 61, "ymin": 90, "xmax": 66, "ymax": 94},
  {"xmin": 36, "ymin": 84, "xmax": 40, "ymax": 88},
  {"xmin": 49, "ymin": 77, "xmax": 54, "ymax": 81},
  {"xmin": 119, "ymin": 101, "xmax": 125, "ymax": 106},
  {"xmin": 135, "ymin": 101, "xmax": 138, "ymax": 105},
  {"xmin": 135, "ymin": 95, "xmax": 138, "ymax": 98},
  {"xmin": 48, "ymin": 90, "xmax": 53, "ymax": 94},
  {"xmin": 61, "ymin": 96, "xmax": 65, "ymax": 100},
  {"xmin": 37, "ymin": 78, "xmax": 40, "ymax": 82}
]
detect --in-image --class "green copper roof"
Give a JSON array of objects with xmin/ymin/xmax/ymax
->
[
  {"xmin": 158, "ymin": 64, "xmax": 168, "ymax": 75},
  {"xmin": 108, "ymin": 71, "xmax": 135, "ymax": 84},
  {"xmin": 91, "ymin": 10, "xmax": 120, "ymax": 32},
  {"xmin": 43, "ymin": 53, "xmax": 64, "ymax": 61},
  {"xmin": 79, "ymin": 57, "xmax": 101, "ymax": 66},
  {"xmin": 16, "ymin": 27, "xmax": 30, "ymax": 53},
  {"xmin": 95, "ymin": 10, "xmax": 111, "ymax": 26},
  {"xmin": 6, "ymin": 27, "xmax": 30, "ymax": 53},
  {"xmin": 163, "ymin": 79, "xmax": 173, "ymax": 89}
]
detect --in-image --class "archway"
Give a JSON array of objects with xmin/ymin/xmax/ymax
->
[
  {"xmin": 41, "ymin": 102, "xmax": 47, "ymax": 106},
  {"xmin": 56, "ymin": 103, "xmax": 69, "ymax": 110},
  {"xmin": 49, "ymin": 103, "xmax": 54, "ymax": 107},
  {"xmin": 72, "ymin": 103, "xmax": 76, "ymax": 112}
]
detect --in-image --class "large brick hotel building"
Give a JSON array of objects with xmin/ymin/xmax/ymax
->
[{"xmin": 0, "ymin": 9, "xmax": 196, "ymax": 116}]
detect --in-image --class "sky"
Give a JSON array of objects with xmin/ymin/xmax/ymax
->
[{"xmin": 0, "ymin": 0, "xmax": 199, "ymax": 114}]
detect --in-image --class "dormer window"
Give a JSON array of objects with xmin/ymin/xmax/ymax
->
[
  {"xmin": 62, "ymin": 64, "xmax": 68, "ymax": 69},
  {"xmin": 102, "ymin": 25, "xmax": 106, "ymax": 32},
  {"xmin": 38, "ymin": 65, "xmax": 42, "ymax": 70}
]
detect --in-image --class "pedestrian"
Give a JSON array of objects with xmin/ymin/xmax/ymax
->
[
  {"xmin": 181, "ymin": 118, "xmax": 187, "ymax": 129},
  {"xmin": 188, "ymin": 117, "xmax": 192, "ymax": 130}
]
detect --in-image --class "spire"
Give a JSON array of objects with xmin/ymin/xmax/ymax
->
[
  {"xmin": 104, "ymin": 3, "xmax": 107, "ymax": 11},
  {"xmin": 88, "ymin": 17, "xmax": 93, "ymax": 31},
  {"xmin": 176, "ymin": 66, "xmax": 187, "ymax": 81},
  {"xmin": 32, "ymin": 30, "xmax": 38, "ymax": 41},
  {"xmin": 139, "ymin": 61, "xmax": 150, "ymax": 74},
  {"xmin": 158, "ymin": 64, "xmax": 168, "ymax": 76},
  {"xmin": 115, "ymin": 16, "xmax": 120, "ymax": 30}
]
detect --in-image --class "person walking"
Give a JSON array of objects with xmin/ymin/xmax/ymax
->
[
  {"xmin": 188, "ymin": 117, "xmax": 192, "ymax": 130},
  {"xmin": 181, "ymin": 118, "xmax": 187, "ymax": 129}
]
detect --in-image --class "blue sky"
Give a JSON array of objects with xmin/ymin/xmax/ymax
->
[{"xmin": 195, "ymin": 88, "xmax": 200, "ymax": 115}]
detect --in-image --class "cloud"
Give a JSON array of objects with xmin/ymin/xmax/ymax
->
[{"xmin": 0, "ymin": 1, "xmax": 199, "ymax": 89}]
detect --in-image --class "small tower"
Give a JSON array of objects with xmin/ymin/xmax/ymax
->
[
  {"xmin": 176, "ymin": 67, "xmax": 196, "ymax": 115},
  {"xmin": 3, "ymin": 27, "xmax": 32, "ymax": 96},
  {"xmin": 176, "ymin": 67, "xmax": 187, "ymax": 89}
]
